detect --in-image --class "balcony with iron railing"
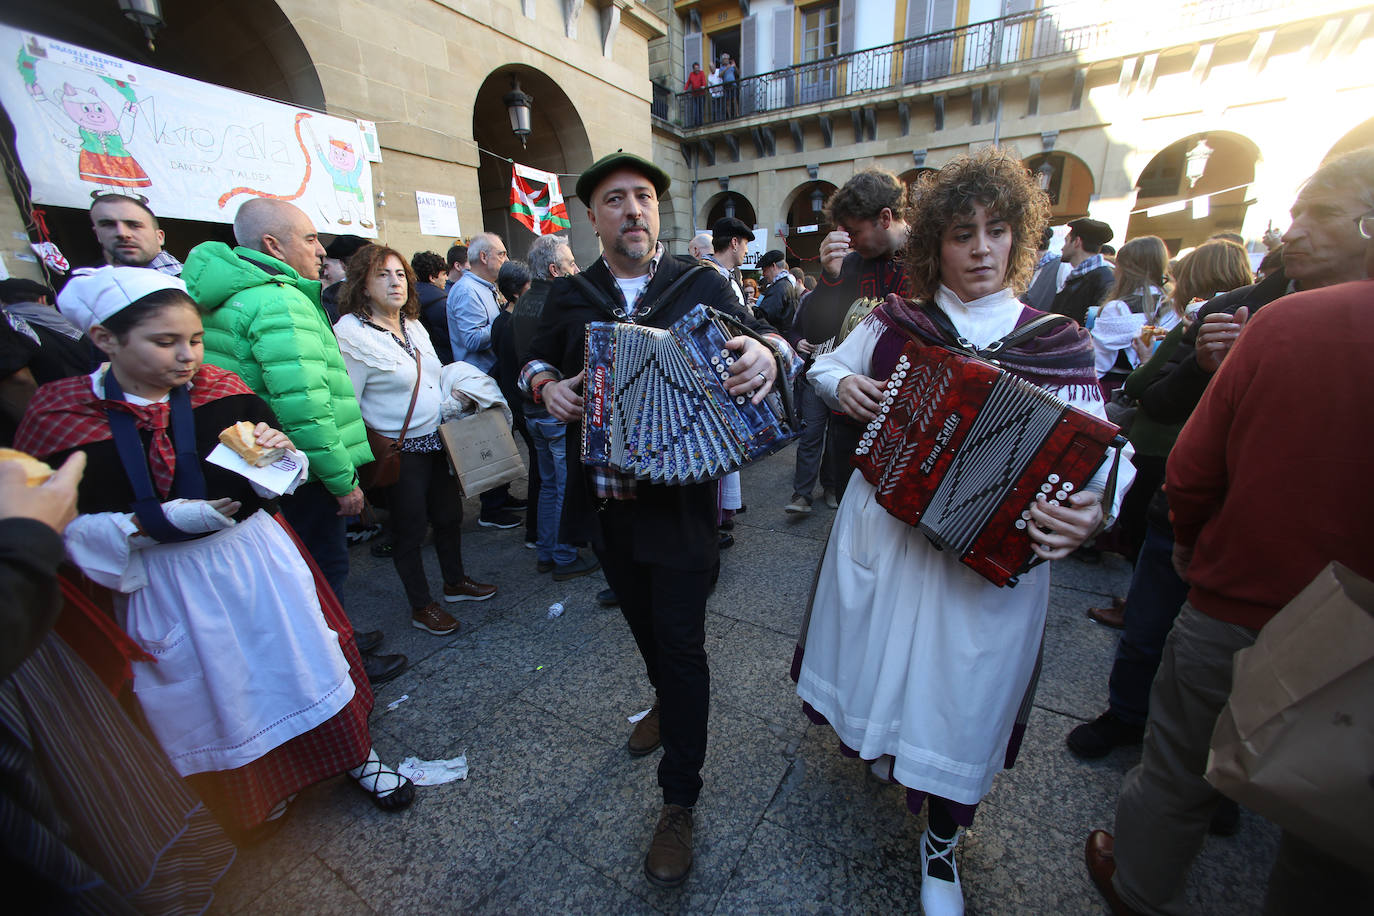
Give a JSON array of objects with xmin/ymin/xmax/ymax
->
[{"xmin": 654, "ymin": 0, "xmax": 1363, "ymax": 132}]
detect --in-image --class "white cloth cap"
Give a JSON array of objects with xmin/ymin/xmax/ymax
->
[{"xmin": 57, "ymin": 266, "xmax": 189, "ymax": 331}]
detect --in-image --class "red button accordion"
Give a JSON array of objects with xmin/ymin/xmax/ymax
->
[{"xmin": 853, "ymin": 339, "xmax": 1122, "ymax": 587}]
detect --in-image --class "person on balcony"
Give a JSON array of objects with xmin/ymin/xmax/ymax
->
[
  {"xmin": 719, "ymin": 53, "xmax": 740, "ymax": 118},
  {"xmin": 683, "ymin": 62, "xmax": 707, "ymax": 127}
]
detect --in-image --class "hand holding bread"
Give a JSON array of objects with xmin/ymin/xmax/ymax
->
[
  {"xmin": 0, "ymin": 451, "xmax": 86, "ymax": 534},
  {"xmin": 218, "ymin": 421, "xmax": 293, "ymax": 467}
]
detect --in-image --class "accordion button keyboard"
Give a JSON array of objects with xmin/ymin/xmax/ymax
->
[
  {"xmin": 1063, "ymin": 482, "xmax": 1075, "ymax": 491},
  {"xmin": 1040, "ymin": 483, "xmax": 1053, "ymax": 493},
  {"xmin": 1049, "ymin": 473, "xmax": 1060, "ymax": 483},
  {"xmin": 1015, "ymin": 519, "xmax": 1027, "ymax": 529},
  {"xmin": 1055, "ymin": 490, "xmax": 1068, "ymax": 500}
]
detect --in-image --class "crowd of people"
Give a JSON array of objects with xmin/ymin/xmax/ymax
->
[{"xmin": 1, "ymin": 141, "xmax": 1371, "ymax": 913}]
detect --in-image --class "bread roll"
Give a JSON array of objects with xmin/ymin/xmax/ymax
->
[
  {"xmin": 218, "ymin": 421, "xmax": 286, "ymax": 467},
  {"xmin": 0, "ymin": 448, "xmax": 55, "ymax": 486}
]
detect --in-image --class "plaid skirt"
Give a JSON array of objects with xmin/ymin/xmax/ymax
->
[{"xmin": 183, "ymin": 516, "xmax": 374, "ymax": 833}]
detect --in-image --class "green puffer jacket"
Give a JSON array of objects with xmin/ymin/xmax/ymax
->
[{"xmin": 184, "ymin": 243, "xmax": 371, "ymax": 496}]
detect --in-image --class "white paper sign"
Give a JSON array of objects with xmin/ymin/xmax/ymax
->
[
  {"xmin": 415, "ymin": 191, "xmax": 460, "ymax": 237},
  {"xmin": 206, "ymin": 444, "xmax": 306, "ymax": 497},
  {"xmin": 2, "ymin": 25, "xmax": 377, "ymax": 236}
]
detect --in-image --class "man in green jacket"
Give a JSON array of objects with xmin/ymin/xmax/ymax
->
[{"xmin": 184, "ymin": 199, "xmax": 403, "ymax": 682}]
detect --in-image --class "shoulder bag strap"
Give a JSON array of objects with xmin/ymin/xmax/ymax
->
[
  {"xmin": 395, "ymin": 348, "xmax": 423, "ymax": 447},
  {"xmin": 984, "ymin": 313, "xmax": 1074, "ymax": 354}
]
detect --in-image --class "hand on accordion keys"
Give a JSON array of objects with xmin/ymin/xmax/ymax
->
[
  {"xmin": 721, "ymin": 337, "xmax": 778, "ymax": 405},
  {"xmin": 836, "ymin": 374, "xmax": 886, "ymax": 422},
  {"xmin": 1026, "ymin": 490, "xmax": 1104, "ymax": 561}
]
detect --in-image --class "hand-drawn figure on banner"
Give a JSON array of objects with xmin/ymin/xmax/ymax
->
[
  {"xmin": 307, "ymin": 121, "xmax": 372, "ymax": 229},
  {"xmin": 21, "ymin": 44, "xmax": 150, "ymax": 198}
]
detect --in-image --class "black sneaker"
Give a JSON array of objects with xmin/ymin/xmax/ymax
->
[
  {"xmin": 362, "ymin": 652, "xmax": 406, "ymax": 685},
  {"xmin": 503, "ymin": 496, "xmax": 529, "ymax": 511},
  {"xmin": 1066, "ymin": 710, "xmax": 1145, "ymax": 759},
  {"xmin": 478, "ymin": 510, "xmax": 521, "ymax": 529},
  {"xmin": 353, "ymin": 629, "xmax": 384, "ymax": 653},
  {"xmin": 552, "ymin": 554, "xmax": 601, "ymax": 581},
  {"xmin": 596, "ymin": 587, "xmax": 619, "ymax": 607}
]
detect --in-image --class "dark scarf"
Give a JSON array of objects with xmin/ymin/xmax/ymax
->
[{"xmin": 870, "ymin": 294, "xmax": 1099, "ymax": 399}]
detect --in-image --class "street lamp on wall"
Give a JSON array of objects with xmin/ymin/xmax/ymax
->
[
  {"xmin": 116, "ymin": 0, "xmax": 165, "ymax": 51},
  {"xmin": 724, "ymin": 197, "xmax": 736, "ymax": 219},
  {"xmin": 1184, "ymin": 138, "xmax": 1212, "ymax": 188},
  {"xmin": 810, "ymin": 188, "xmax": 825, "ymax": 213},
  {"xmin": 504, "ymin": 75, "xmax": 533, "ymax": 148},
  {"xmin": 1035, "ymin": 159, "xmax": 1054, "ymax": 192}
]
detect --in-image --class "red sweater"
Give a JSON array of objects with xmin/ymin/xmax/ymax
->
[
  {"xmin": 1166, "ymin": 279, "xmax": 1374, "ymax": 629},
  {"xmin": 684, "ymin": 70, "xmax": 707, "ymax": 93}
]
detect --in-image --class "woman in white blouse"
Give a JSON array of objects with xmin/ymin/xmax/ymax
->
[
  {"xmin": 795, "ymin": 149, "xmax": 1133, "ymax": 916},
  {"xmin": 1088, "ymin": 236, "xmax": 1175, "ymax": 398},
  {"xmin": 334, "ymin": 245, "xmax": 496, "ymax": 637}
]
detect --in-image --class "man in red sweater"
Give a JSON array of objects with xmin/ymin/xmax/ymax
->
[
  {"xmin": 1086, "ymin": 202, "xmax": 1374, "ymax": 913},
  {"xmin": 683, "ymin": 62, "xmax": 707, "ymax": 126}
]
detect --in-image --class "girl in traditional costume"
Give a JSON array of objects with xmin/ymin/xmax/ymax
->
[
  {"xmin": 793, "ymin": 149, "xmax": 1133, "ymax": 915},
  {"xmin": 14, "ymin": 266, "xmax": 414, "ymax": 837}
]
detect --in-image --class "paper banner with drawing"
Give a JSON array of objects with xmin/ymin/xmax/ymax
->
[{"xmin": 2, "ymin": 25, "xmax": 377, "ymax": 236}]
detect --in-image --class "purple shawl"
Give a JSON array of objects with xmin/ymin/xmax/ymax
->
[{"xmin": 869, "ymin": 294, "xmax": 1100, "ymax": 399}]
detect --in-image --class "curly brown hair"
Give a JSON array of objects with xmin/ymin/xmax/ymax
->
[
  {"xmin": 903, "ymin": 147, "xmax": 1051, "ymax": 299},
  {"xmin": 338, "ymin": 244, "xmax": 420, "ymax": 321},
  {"xmin": 823, "ymin": 168, "xmax": 907, "ymax": 226}
]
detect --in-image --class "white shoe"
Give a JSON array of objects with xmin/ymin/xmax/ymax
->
[
  {"xmin": 919, "ymin": 826, "xmax": 964, "ymax": 916},
  {"xmin": 868, "ymin": 754, "xmax": 896, "ymax": 783}
]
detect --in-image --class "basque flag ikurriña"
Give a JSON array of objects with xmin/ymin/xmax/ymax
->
[{"xmin": 510, "ymin": 162, "xmax": 571, "ymax": 236}]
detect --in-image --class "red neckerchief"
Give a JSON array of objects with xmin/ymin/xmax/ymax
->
[{"xmin": 16, "ymin": 364, "xmax": 253, "ymax": 496}]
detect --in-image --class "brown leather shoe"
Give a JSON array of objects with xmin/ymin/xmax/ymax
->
[
  {"xmin": 1088, "ymin": 596, "xmax": 1127, "ymax": 629},
  {"xmin": 443, "ymin": 576, "xmax": 497, "ymax": 603},
  {"xmin": 644, "ymin": 803, "xmax": 693, "ymax": 888},
  {"xmin": 412, "ymin": 601, "xmax": 460, "ymax": 635},
  {"xmin": 628, "ymin": 704, "xmax": 661, "ymax": 757},
  {"xmin": 1085, "ymin": 830, "xmax": 1144, "ymax": 916}
]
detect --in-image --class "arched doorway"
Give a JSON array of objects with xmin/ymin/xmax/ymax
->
[
  {"xmin": 780, "ymin": 180, "xmax": 837, "ymax": 269},
  {"xmin": 1127, "ymin": 132, "xmax": 1259, "ymax": 252},
  {"xmin": 473, "ymin": 66, "xmax": 594, "ymax": 264},
  {"xmin": 1, "ymin": 0, "xmax": 326, "ymax": 270},
  {"xmin": 1325, "ymin": 117, "xmax": 1374, "ymax": 162},
  {"xmin": 701, "ymin": 192, "xmax": 757, "ymax": 231},
  {"xmin": 1023, "ymin": 152, "xmax": 1095, "ymax": 222}
]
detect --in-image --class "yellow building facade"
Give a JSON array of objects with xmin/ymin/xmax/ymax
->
[{"xmin": 648, "ymin": 0, "xmax": 1374, "ymax": 264}]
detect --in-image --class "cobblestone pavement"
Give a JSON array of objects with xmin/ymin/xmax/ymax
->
[{"xmin": 210, "ymin": 442, "xmax": 1278, "ymax": 914}]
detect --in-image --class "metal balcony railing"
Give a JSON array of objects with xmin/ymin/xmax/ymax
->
[{"xmin": 662, "ymin": 0, "xmax": 1321, "ymax": 129}]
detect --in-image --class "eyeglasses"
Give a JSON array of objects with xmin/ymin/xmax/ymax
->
[{"xmin": 1359, "ymin": 212, "xmax": 1374, "ymax": 240}]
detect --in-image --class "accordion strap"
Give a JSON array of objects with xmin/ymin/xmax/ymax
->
[
  {"xmin": 917, "ymin": 301, "xmax": 1072, "ymax": 356},
  {"xmin": 570, "ymin": 265, "xmax": 709, "ymax": 324}
]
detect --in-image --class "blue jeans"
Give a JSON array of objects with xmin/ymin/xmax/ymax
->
[
  {"xmin": 1107, "ymin": 522, "xmax": 1191, "ymax": 727},
  {"xmin": 525, "ymin": 415, "xmax": 576, "ymax": 566}
]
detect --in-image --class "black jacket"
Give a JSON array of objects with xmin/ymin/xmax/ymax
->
[
  {"xmin": 416, "ymin": 281, "xmax": 452, "ymax": 364},
  {"xmin": 757, "ymin": 275, "xmax": 799, "ymax": 330},
  {"xmin": 1050, "ymin": 263, "xmax": 1114, "ymax": 326},
  {"xmin": 801, "ymin": 251, "xmax": 908, "ymax": 344},
  {"xmin": 1138, "ymin": 268, "xmax": 1289, "ymax": 425},
  {"xmin": 527, "ymin": 256, "xmax": 769, "ymax": 570}
]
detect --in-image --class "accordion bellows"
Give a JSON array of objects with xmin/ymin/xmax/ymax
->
[
  {"xmin": 854, "ymin": 339, "xmax": 1121, "ymax": 587},
  {"xmin": 583, "ymin": 304, "xmax": 798, "ymax": 484}
]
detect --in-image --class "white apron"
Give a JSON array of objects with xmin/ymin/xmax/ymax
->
[{"xmin": 125, "ymin": 510, "xmax": 354, "ymax": 776}]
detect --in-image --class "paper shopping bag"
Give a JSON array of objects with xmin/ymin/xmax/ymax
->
[
  {"xmin": 438, "ymin": 408, "xmax": 526, "ymax": 499},
  {"xmin": 1205, "ymin": 562, "xmax": 1374, "ymax": 871}
]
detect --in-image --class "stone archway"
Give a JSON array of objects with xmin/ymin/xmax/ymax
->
[
  {"xmin": 1325, "ymin": 117, "xmax": 1374, "ymax": 162},
  {"xmin": 700, "ymin": 191, "xmax": 757, "ymax": 230},
  {"xmin": 1127, "ymin": 132, "xmax": 1259, "ymax": 252},
  {"xmin": 779, "ymin": 180, "xmax": 838, "ymax": 268},
  {"xmin": 473, "ymin": 66, "xmax": 595, "ymax": 264},
  {"xmin": 1022, "ymin": 152, "xmax": 1095, "ymax": 222},
  {"xmin": 1, "ymin": 0, "xmax": 327, "ymax": 267}
]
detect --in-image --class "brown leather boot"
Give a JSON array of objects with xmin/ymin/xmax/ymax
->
[
  {"xmin": 627, "ymin": 704, "xmax": 661, "ymax": 757},
  {"xmin": 644, "ymin": 803, "xmax": 693, "ymax": 888}
]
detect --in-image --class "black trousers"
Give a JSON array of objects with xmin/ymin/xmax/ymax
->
[
  {"xmin": 595, "ymin": 500, "xmax": 713, "ymax": 808},
  {"xmin": 390, "ymin": 449, "xmax": 465, "ymax": 609}
]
